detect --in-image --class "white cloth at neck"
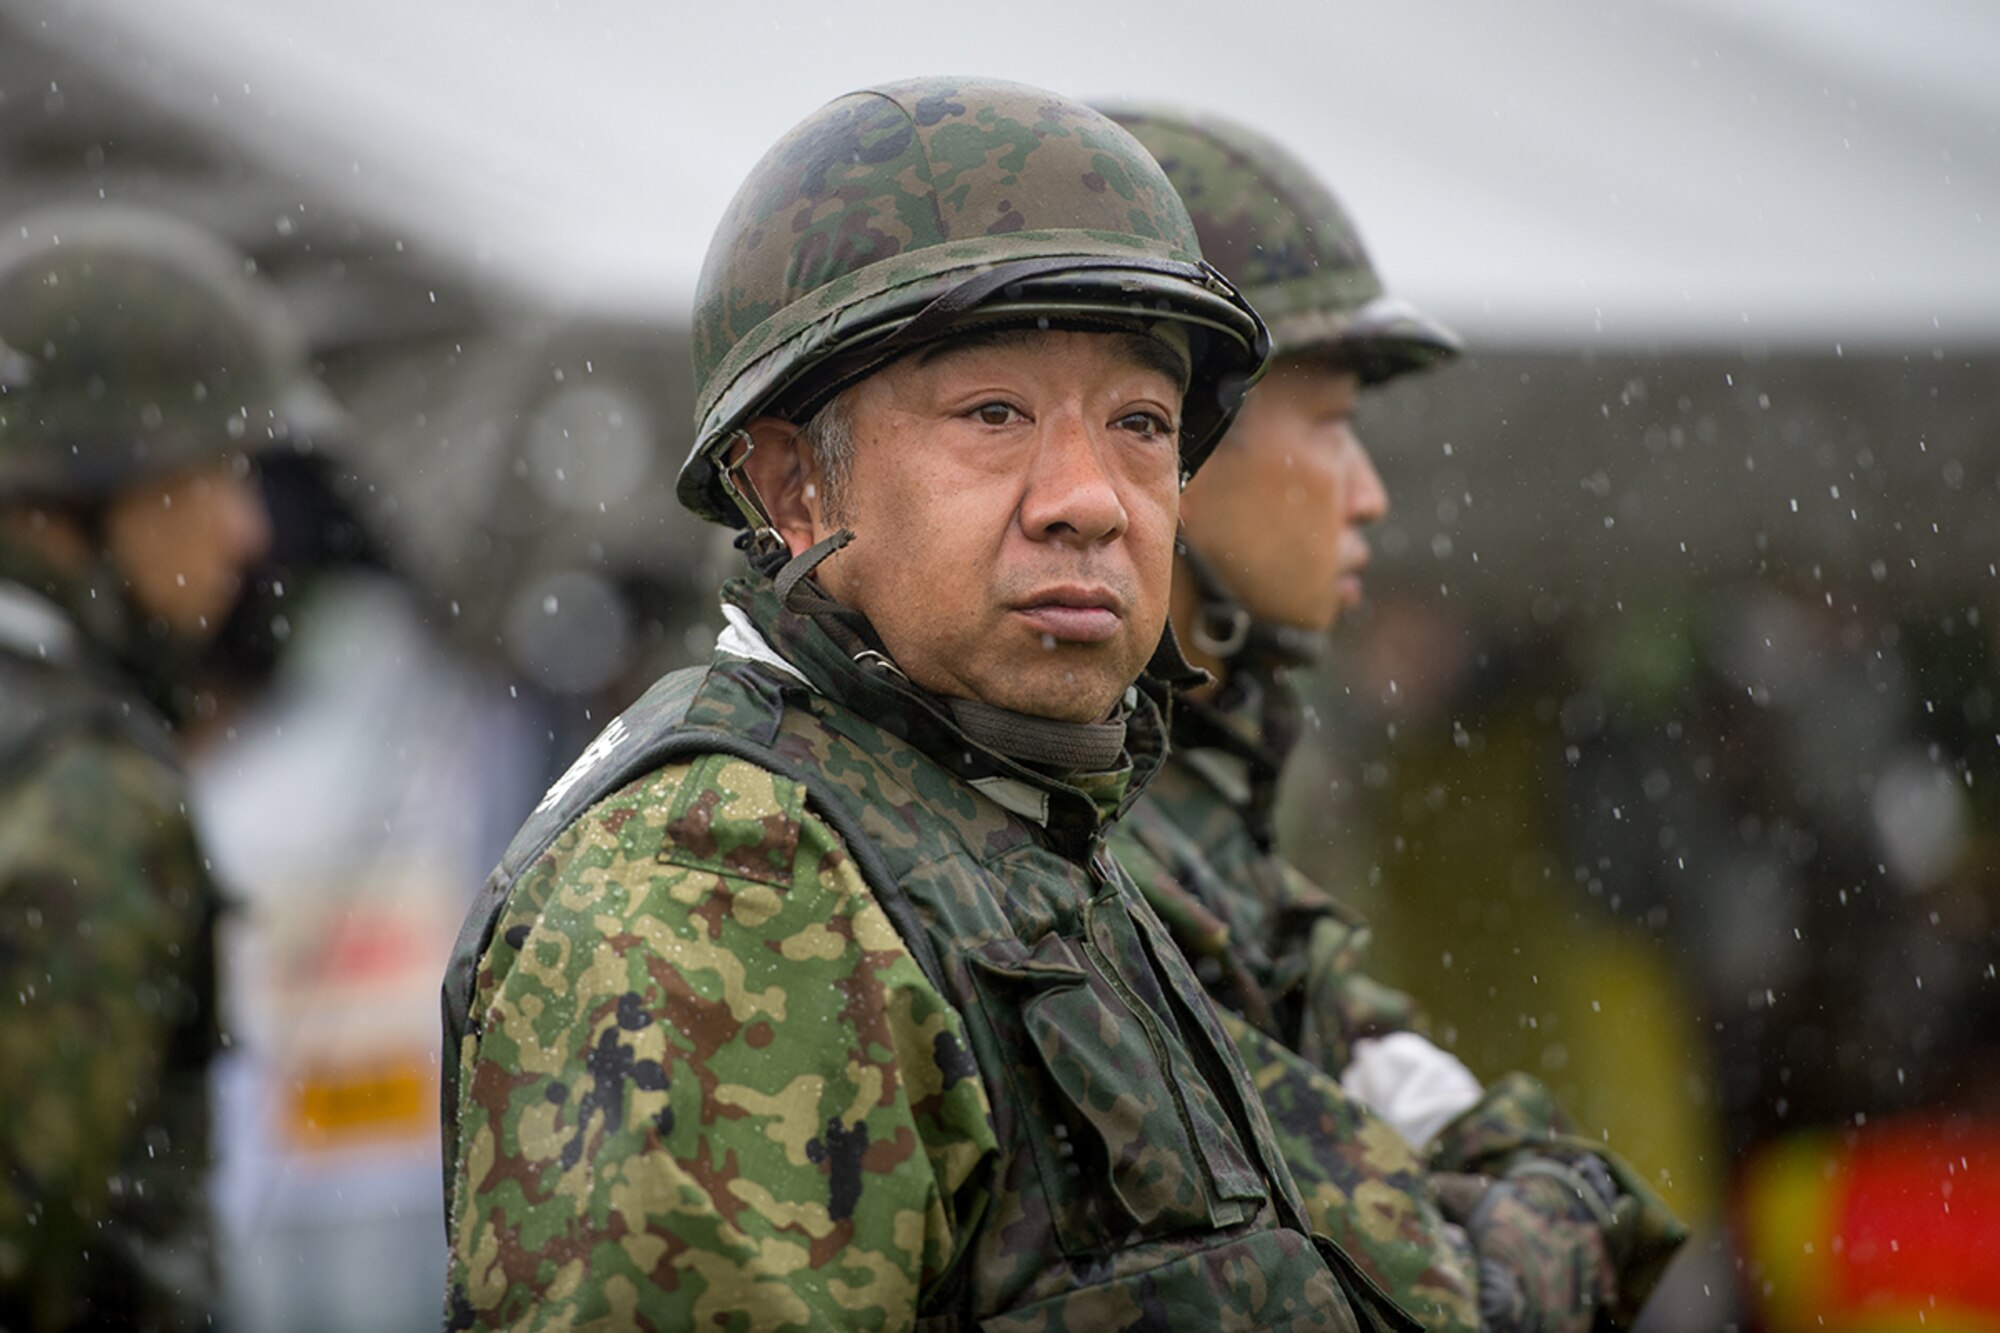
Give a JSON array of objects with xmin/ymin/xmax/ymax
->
[{"xmin": 715, "ymin": 602, "xmax": 808, "ymax": 685}]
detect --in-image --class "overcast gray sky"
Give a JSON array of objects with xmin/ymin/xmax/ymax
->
[{"xmin": 33, "ymin": 0, "xmax": 2000, "ymax": 343}]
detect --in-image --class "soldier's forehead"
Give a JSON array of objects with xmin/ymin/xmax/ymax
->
[{"xmin": 911, "ymin": 327, "xmax": 1190, "ymax": 389}]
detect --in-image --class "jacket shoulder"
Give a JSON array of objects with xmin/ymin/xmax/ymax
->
[
  {"xmin": 484, "ymin": 750, "xmax": 873, "ymax": 990},
  {"xmin": 0, "ymin": 650, "xmax": 178, "ymax": 787},
  {"xmin": 568, "ymin": 749, "xmax": 823, "ymax": 889}
]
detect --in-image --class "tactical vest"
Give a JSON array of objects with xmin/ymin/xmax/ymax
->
[{"xmin": 445, "ymin": 651, "xmax": 1416, "ymax": 1331}]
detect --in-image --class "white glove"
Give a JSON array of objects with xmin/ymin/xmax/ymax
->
[{"xmin": 1341, "ymin": 1030, "xmax": 1485, "ymax": 1149}]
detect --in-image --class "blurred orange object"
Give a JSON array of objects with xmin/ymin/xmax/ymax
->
[{"xmin": 289, "ymin": 1059, "xmax": 433, "ymax": 1149}]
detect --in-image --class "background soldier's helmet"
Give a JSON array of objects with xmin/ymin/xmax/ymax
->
[
  {"xmin": 683, "ymin": 77, "xmax": 1271, "ymax": 527},
  {"xmin": 1102, "ymin": 105, "xmax": 1461, "ymax": 385},
  {"xmin": 0, "ymin": 205, "xmax": 346, "ymax": 504}
]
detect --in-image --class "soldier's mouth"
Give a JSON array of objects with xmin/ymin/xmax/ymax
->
[{"xmin": 1012, "ymin": 586, "xmax": 1123, "ymax": 644}]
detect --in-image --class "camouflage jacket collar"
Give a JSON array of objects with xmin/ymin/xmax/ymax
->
[
  {"xmin": 0, "ymin": 542, "xmax": 121, "ymax": 659},
  {"xmin": 0, "ymin": 574, "xmax": 82, "ymax": 665},
  {"xmin": 720, "ymin": 574, "xmax": 1167, "ymax": 831},
  {"xmin": 0, "ymin": 541, "xmax": 191, "ymax": 717},
  {"xmin": 1171, "ymin": 662, "xmax": 1302, "ymax": 850}
]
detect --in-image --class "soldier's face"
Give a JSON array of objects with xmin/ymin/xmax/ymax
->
[
  {"xmin": 748, "ymin": 328, "xmax": 1184, "ymax": 723},
  {"xmin": 105, "ymin": 456, "xmax": 272, "ymax": 641},
  {"xmin": 1180, "ymin": 359, "xmax": 1386, "ymax": 634}
]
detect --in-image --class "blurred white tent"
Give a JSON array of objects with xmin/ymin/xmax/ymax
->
[{"xmin": 20, "ymin": 0, "xmax": 2000, "ymax": 345}]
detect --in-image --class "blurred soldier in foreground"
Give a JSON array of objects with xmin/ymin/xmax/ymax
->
[
  {"xmin": 443, "ymin": 78, "xmax": 1413, "ymax": 1331},
  {"xmin": 1101, "ymin": 107, "xmax": 1687, "ymax": 1329},
  {"xmin": 0, "ymin": 207, "xmax": 338, "ymax": 1328}
]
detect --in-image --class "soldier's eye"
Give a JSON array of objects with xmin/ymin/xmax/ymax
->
[
  {"xmin": 1118, "ymin": 411, "xmax": 1175, "ymax": 440},
  {"xmin": 971, "ymin": 401, "xmax": 1020, "ymax": 427}
]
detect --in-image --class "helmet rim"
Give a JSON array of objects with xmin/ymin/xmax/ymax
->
[{"xmin": 683, "ymin": 241, "xmax": 1268, "ymax": 529}]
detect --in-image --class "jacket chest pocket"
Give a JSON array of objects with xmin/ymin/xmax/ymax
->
[{"xmin": 969, "ymin": 893, "xmax": 1268, "ymax": 1257}]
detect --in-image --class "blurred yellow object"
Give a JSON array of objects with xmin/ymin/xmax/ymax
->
[
  {"xmin": 1313, "ymin": 703, "xmax": 1722, "ymax": 1224},
  {"xmin": 258, "ymin": 876, "xmax": 457, "ymax": 1155}
]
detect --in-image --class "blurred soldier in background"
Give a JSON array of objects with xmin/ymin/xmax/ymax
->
[
  {"xmin": 1101, "ymin": 107, "xmax": 1687, "ymax": 1329},
  {"xmin": 0, "ymin": 206, "xmax": 339, "ymax": 1329},
  {"xmin": 444, "ymin": 78, "xmax": 1410, "ymax": 1331}
]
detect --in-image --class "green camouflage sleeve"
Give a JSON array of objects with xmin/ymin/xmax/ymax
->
[
  {"xmin": 0, "ymin": 734, "xmax": 209, "ymax": 1306},
  {"xmin": 1108, "ymin": 795, "xmax": 1427, "ymax": 1073},
  {"xmin": 1119, "ymin": 810, "xmax": 1680, "ymax": 1331},
  {"xmin": 1221, "ymin": 1008, "xmax": 1483, "ymax": 1333},
  {"xmin": 447, "ymin": 753, "xmax": 997, "ymax": 1331}
]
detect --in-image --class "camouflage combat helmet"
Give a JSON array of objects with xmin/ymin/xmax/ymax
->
[
  {"xmin": 683, "ymin": 77, "xmax": 1271, "ymax": 527},
  {"xmin": 0, "ymin": 205, "xmax": 347, "ymax": 504},
  {"xmin": 1102, "ymin": 105, "xmax": 1460, "ymax": 385}
]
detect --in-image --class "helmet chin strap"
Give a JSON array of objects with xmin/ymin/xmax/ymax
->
[
  {"xmin": 772, "ymin": 528, "xmax": 855, "ymax": 609},
  {"xmin": 1169, "ymin": 537, "xmax": 1320, "ymax": 847},
  {"xmin": 1175, "ymin": 536, "xmax": 1326, "ymax": 677}
]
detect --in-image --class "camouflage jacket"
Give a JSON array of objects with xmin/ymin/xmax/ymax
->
[
  {"xmin": 443, "ymin": 576, "xmax": 1418, "ymax": 1331},
  {"xmin": 1108, "ymin": 670, "xmax": 1686, "ymax": 1330},
  {"xmin": 0, "ymin": 546, "xmax": 219, "ymax": 1331}
]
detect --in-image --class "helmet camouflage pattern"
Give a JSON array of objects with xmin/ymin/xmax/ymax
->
[
  {"xmin": 684, "ymin": 77, "xmax": 1271, "ymax": 527},
  {"xmin": 0, "ymin": 205, "xmax": 346, "ymax": 503},
  {"xmin": 1102, "ymin": 105, "xmax": 1460, "ymax": 385}
]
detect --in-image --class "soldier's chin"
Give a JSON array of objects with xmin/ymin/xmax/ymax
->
[
  {"xmin": 980, "ymin": 665, "xmax": 1129, "ymax": 724},
  {"xmin": 1300, "ymin": 587, "xmax": 1355, "ymax": 634}
]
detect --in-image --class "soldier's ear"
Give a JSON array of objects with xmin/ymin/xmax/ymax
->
[{"xmin": 738, "ymin": 417, "xmax": 823, "ymax": 558}]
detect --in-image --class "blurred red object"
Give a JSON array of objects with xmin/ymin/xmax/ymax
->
[{"xmin": 1739, "ymin": 1114, "xmax": 2000, "ymax": 1330}]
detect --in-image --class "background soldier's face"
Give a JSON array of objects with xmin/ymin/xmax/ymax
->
[
  {"xmin": 105, "ymin": 456, "xmax": 273, "ymax": 641},
  {"xmin": 753, "ymin": 327, "xmax": 1185, "ymax": 723},
  {"xmin": 1180, "ymin": 358, "xmax": 1388, "ymax": 633}
]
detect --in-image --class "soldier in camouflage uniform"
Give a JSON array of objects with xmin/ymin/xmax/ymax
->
[
  {"xmin": 0, "ymin": 206, "xmax": 339, "ymax": 1329},
  {"xmin": 443, "ymin": 79, "xmax": 1419, "ymax": 1331},
  {"xmin": 1097, "ymin": 107, "xmax": 1688, "ymax": 1330}
]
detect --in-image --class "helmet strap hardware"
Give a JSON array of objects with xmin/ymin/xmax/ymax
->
[
  {"xmin": 742, "ymin": 527, "xmax": 789, "ymax": 569},
  {"xmin": 718, "ymin": 428, "xmax": 787, "ymax": 556},
  {"xmin": 1176, "ymin": 532, "xmax": 1251, "ymax": 660},
  {"xmin": 1192, "ymin": 604, "xmax": 1251, "ymax": 659},
  {"xmin": 851, "ymin": 648, "xmax": 907, "ymax": 680},
  {"xmin": 1196, "ymin": 260, "xmax": 1241, "ymax": 300}
]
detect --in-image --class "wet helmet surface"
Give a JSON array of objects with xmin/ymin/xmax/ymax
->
[{"xmin": 0, "ymin": 205, "xmax": 344, "ymax": 503}]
